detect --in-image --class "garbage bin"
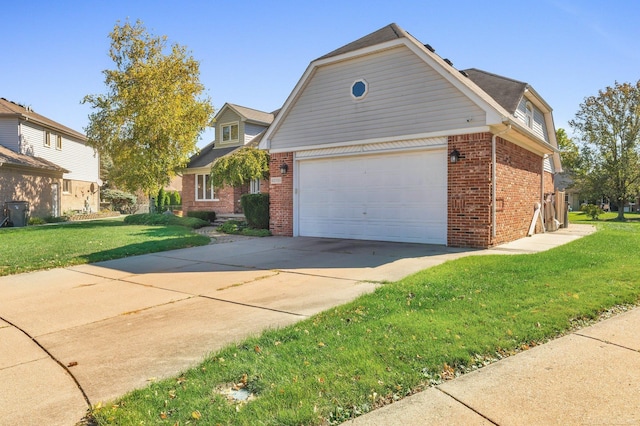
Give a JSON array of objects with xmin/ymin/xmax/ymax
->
[{"xmin": 5, "ymin": 201, "xmax": 30, "ymax": 227}]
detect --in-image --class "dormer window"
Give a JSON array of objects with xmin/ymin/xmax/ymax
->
[
  {"xmin": 222, "ymin": 123, "xmax": 239, "ymax": 142},
  {"xmin": 525, "ymin": 102, "xmax": 534, "ymax": 129}
]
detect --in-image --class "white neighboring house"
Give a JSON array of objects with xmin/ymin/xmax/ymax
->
[{"xmin": 0, "ymin": 97, "xmax": 100, "ymax": 219}]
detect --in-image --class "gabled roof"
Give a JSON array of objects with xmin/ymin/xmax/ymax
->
[
  {"xmin": 0, "ymin": 144, "xmax": 68, "ymax": 172},
  {"xmin": 216, "ymin": 103, "xmax": 275, "ymax": 126},
  {"xmin": 317, "ymin": 23, "xmax": 405, "ymax": 60},
  {"xmin": 0, "ymin": 98, "xmax": 86, "ymax": 141},
  {"xmin": 463, "ymin": 68, "xmax": 529, "ymax": 115},
  {"xmin": 262, "ymin": 23, "xmax": 559, "ymax": 160}
]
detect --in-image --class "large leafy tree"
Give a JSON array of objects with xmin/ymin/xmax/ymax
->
[
  {"xmin": 570, "ymin": 81, "xmax": 640, "ymax": 220},
  {"xmin": 210, "ymin": 147, "xmax": 270, "ymax": 188},
  {"xmin": 83, "ymin": 20, "xmax": 214, "ymax": 194},
  {"xmin": 556, "ymin": 128, "xmax": 580, "ymax": 172}
]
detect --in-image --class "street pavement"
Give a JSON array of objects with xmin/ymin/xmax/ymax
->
[{"xmin": 2, "ymin": 224, "xmax": 636, "ymax": 426}]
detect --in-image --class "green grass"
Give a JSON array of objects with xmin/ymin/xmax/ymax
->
[
  {"xmin": 0, "ymin": 218, "xmax": 210, "ymax": 276},
  {"xmin": 569, "ymin": 210, "xmax": 640, "ymax": 223},
  {"xmin": 90, "ymin": 221, "xmax": 640, "ymax": 425}
]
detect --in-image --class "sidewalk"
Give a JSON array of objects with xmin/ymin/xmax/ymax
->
[{"xmin": 346, "ymin": 305, "xmax": 640, "ymax": 425}]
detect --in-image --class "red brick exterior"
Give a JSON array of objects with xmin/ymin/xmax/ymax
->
[
  {"xmin": 268, "ymin": 152, "xmax": 294, "ymax": 236},
  {"xmin": 182, "ymin": 173, "xmax": 247, "ymax": 215},
  {"xmin": 447, "ymin": 133, "xmax": 493, "ymax": 248},
  {"xmin": 447, "ymin": 133, "xmax": 550, "ymax": 248},
  {"xmin": 493, "ymin": 137, "xmax": 547, "ymax": 245}
]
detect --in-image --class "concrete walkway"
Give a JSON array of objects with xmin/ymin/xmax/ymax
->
[{"xmin": 2, "ymin": 224, "xmax": 632, "ymax": 426}]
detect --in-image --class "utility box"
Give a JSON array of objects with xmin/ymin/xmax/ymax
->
[{"xmin": 5, "ymin": 201, "xmax": 30, "ymax": 227}]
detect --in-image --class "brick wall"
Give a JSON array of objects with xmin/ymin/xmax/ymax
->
[
  {"xmin": 493, "ymin": 137, "xmax": 546, "ymax": 245},
  {"xmin": 447, "ymin": 133, "xmax": 549, "ymax": 248},
  {"xmin": 447, "ymin": 133, "xmax": 493, "ymax": 248},
  {"xmin": 268, "ymin": 152, "xmax": 293, "ymax": 236},
  {"xmin": 0, "ymin": 166, "xmax": 61, "ymax": 218},
  {"xmin": 182, "ymin": 173, "xmax": 247, "ymax": 215}
]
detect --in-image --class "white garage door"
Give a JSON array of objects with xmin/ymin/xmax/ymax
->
[{"xmin": 298, "ymin": 149, "xmax": 447, "ymax": 244}]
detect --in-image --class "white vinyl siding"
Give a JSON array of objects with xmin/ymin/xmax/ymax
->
[
  {"xmin": 0, "ymin": 118, "xmax": 20, "ymax": 151},
  {"xmin": 543, "ymin": 156, "xmax": 554, "ymax": 173},
  {"xmin": 21, "ymin": 122, "xmax": 99, "ymax": 182},
  {"xmin": 515, "ymin": 99, "xmax": 550, "ymax": 143},
  {"xmin": 244, "ymin": 123, "xmax": 267, "ymax": 144},
  {"xmin": 270, "ymin": 45, "xmax": 484, "ymax": 150}
]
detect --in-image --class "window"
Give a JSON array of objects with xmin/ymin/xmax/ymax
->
[
  {"xmin": 56, "ymin": 135, "xmax": 62, "ymax": 150},
  {"xmin": 221, "ymin": 123, "xmax": 239, "ymax": 142},
  {"xmin": 250, "ymin": 178, "xmax": 261, "ymax": 194},
  {"xmin": 63, "ymin": 179, "xmax": 72, "ymax": 193},
  {"xmin": 195, "ymin": 174, "xmax": 215, "ymax": 200},
  {"xmin": 351, "ymin": 79, "xmax": 368, "ymax": 100},
  {"xmin": 44, "ymin": 131, "xmax": 51, "ymax": 147},
  {"xmin": 525, "ymin": 102, "xmax": 534, "ymax": 129}
]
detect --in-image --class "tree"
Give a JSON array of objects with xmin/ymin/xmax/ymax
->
[
  {"xmin": 83, "ymin": 20, "xmax": 214, "ymax": 195},
  {"xmin": 570, "ymin": 81, "xmax": 640, "ymax": 220},
  {"xmin": 210, "ymin": 147, "xmax": 270, "ymax": 188},
  {"xmin": 556, "ymin": 128, "xmax": 580, "ymax": 172}
]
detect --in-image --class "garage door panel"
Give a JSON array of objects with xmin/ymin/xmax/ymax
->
[{"xmin": 298, "ymin": 149, "xmax": 446, "ymax": 245}]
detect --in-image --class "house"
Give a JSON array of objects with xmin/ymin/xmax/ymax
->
[
  {"xmin": 182, "ymin": 103, "xmax": 275, "ymax": 216},
  {"xmin": 259, "ymin": 23, "xmax": 562, "ymax": 248},
  {"xmin": 0, "ymin": 98, "xmax": 100, "ymax": 219}
]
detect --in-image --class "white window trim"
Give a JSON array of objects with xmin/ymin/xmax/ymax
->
[
  {"xmin": 220, "ymin": 122, "xmax": 239, "ymax": 144},
  {"xmin": 44, "ymin": 131, "xmax": 51, "ymax": 148},
  {"xmin": 250, "ymin": 178, "xmax": 261, "ymax": 194},
  {"xmin": 525, "ymin": 102, "xmax": 534, "ymax": 129},
  {"xmin": 351, "ymin": 79, "xmax": 369, "ymax": 100},
  {"xmin": 195, "ymin": 173, "xmax": 217, "ymax": 201},
  {"xmin": 62, "ymin": 179, "xmax": 72, "ymax": 194},
  {"xmin": 56, "ymin": 134, "xmax": 62, "ymax": 150}
]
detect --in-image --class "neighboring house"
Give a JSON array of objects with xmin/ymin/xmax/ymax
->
[
  {"xmin": 554, "ymin": 172, "xmax": 581, "ymax": 212},
  {"xmin": 0, "ymin": 98, "xmax": 100, "ymax": 219},
  {"xmin": 260, "ymin": 23, "xmax": 562, "ymax": 248},
  {"xmin": 182, "ymin": 103, "xmax": 275, "ymax": 215}
]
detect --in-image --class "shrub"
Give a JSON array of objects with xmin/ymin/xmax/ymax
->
[
  {"xmin": 45, "ymin": 215, "xmax": 68, "ymax": 223},
  {"xmin": 187, "ymin": 210, "xmax": 216, "ymax": 222},
  {"xmin": 156, "ymin": 188, "xmax": 171, "ymax": 212},
  {"xmin": 169, "ymin": 191, "xmax": 181, "ymax": 206},
  {"xmin": 580, "ymin": 203, "xmax": 604, "ymax": 220},
  {"xmin": 241, "ymin": 193, "xmax": 269, "ymax": 229},
  {"xmin": 216, "ymin": 220, "xmax": 271, "ymax": 237},
  {"xmin": 102, "ymin": 189, "xmax": 137, "ymax": 213},
  {"xmin": 124, "ymin": 213, "xmax": 208, "ymax": 229},
  {"xmin": 28, "ymin": 217, "xmax": 46, "ymax": 225}
]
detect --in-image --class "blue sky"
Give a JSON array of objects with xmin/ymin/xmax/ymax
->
[{"xmin": 1, "ymin": 0, "xmax": 638, "ymax": 147}]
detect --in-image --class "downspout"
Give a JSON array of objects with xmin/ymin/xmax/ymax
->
[{"xmin": 492, "ymin": 124, "xmax": 511, "ymax": 242}]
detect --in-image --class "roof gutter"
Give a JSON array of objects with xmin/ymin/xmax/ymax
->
[{"xmin": 492, "ymin": 122, "xmax": 511, "ymax": 242}]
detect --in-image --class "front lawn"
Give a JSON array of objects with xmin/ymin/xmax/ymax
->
[
  {"xmin": 89, "ymin": 221, "xmax": 640, "ymax": 425},
  {"xmin": 0, "ymin": 218, "xmax": 210, "ymax": 276},
  {"xmin": 569, "ymin": 210, "xmax": 640, "ymax": 223}
]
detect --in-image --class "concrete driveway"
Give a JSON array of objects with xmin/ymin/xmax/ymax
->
[{"xmin": 0, "ymin": 228, "xmax": 593, "ymax": 425}]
